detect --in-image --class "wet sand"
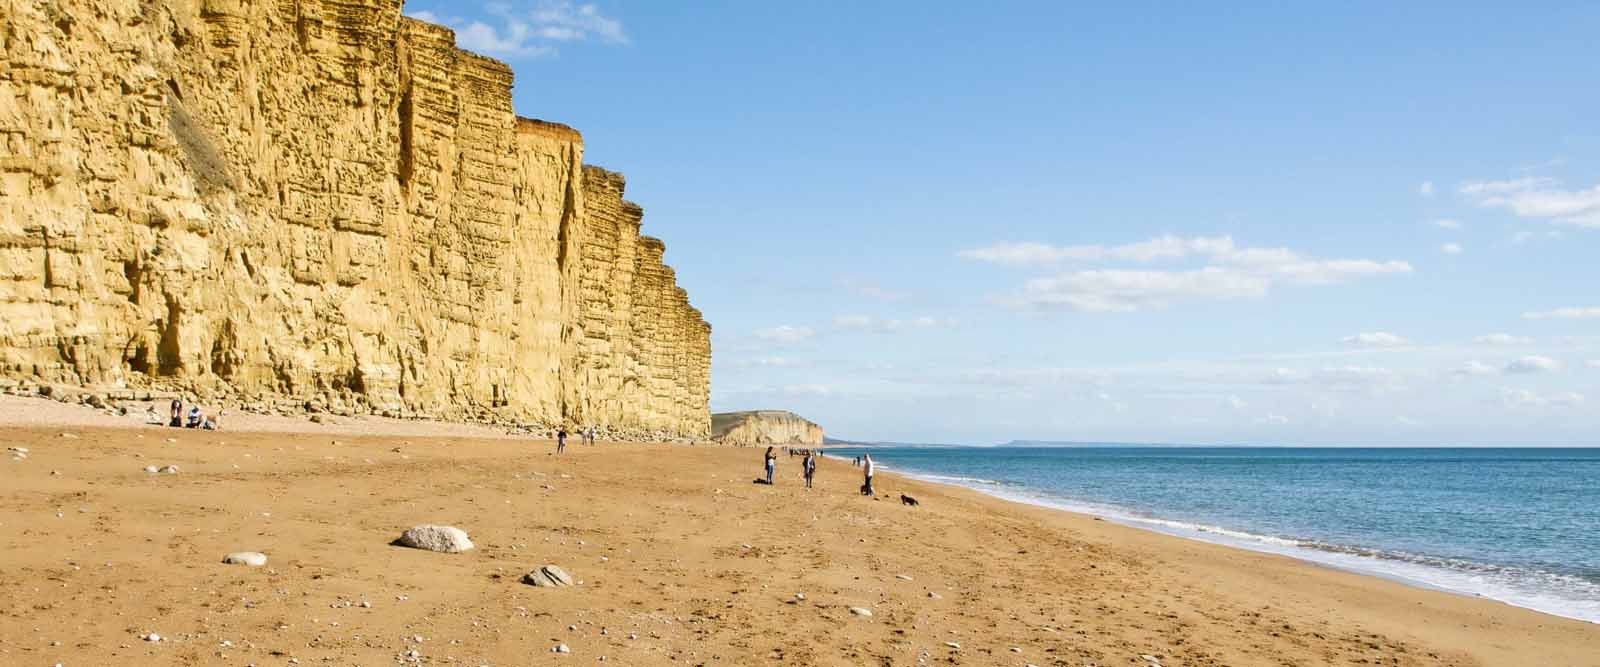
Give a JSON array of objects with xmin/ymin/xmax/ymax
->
[{"xmin": 1, "ymin": 395, "xmax": 1595, "ymax": 666}]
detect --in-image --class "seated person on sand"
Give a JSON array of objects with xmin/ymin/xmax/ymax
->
[
  {"xmin": 201, "ymin": 411, "xmax": 221, "ymax": 431},
  {"xmin": 186, "ymin": 405, "xmax": 203, "ymax": 429}
]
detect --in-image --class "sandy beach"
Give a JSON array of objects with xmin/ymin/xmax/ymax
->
[{"xmin": 1, "ymin": 395, "xmax": 1595, "ymax": 666}]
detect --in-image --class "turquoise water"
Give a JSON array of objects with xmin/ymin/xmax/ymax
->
[{"xmin": 826, "ymin": 446, "xmax": 1600, "ymax": 623}]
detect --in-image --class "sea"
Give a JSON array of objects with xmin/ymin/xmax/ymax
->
[{"xmin": 824, "ymin": 445, "xmax": 1600, "ymax": 623}]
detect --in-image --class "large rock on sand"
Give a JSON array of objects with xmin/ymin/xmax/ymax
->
[
  {"xmin": 397, "ymin": 525, "xmax": 474, "ymax": 553},
  {"xmin": 522, "ymin": 565, "xmax": 574, "ymax": 587}
]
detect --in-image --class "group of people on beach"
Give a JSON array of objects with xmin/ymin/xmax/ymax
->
[
  {"xmin": 764, "ymin": 446, "xmax": 872, "ymax": 495},
  {"xmin": 166, "ymin": 399, "xmax": 219, "ymax": 430},
  {"xmin": 553, "ymin": 426, "xmax": 599, "ymax": 454}
]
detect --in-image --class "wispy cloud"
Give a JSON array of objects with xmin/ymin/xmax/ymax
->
[
  {"xmin": 1474, "ymin": 333, "xmax": 1532, "ymax": 345},
  {"xmin": 961, "ymin": 236, "xmax": 1411, "ymax": 313},
  {"xmin": 1441, "ymin": 242, "xmax": 1463, "ymax": 255},
  {"xmin": 1418, "ymin": 181, "xmax": 1435, "ymax": 197},
  {"xmin": 1501, "ymin": 388, "xmax": 1584, "ymax": 408},
  {"xmin": 1432, "ymin": 218, "xmax": 1461, "ymax": 230},
  {"xmin": 833, "ymin": 314, "xmax": 954, "ymax": 333},
  {"xmin": 1342, "ymin": 332, "xmax": 1408, "ymax": 348},
  {"xmin": 1454, "ymin": 360, "xmax": 1499, "ymax": 377},
  {"xmin": 406, "ymin": 2, "xmax": 627, "ymax": 58},
  {"xmin": 1524, "ymin": 306, "xmax": 1600, "ymax": 320},
  {"xmin": 753, "ymin": 325, "xmax": 815, "ymax": 343},
  {"xmin": 1588, "ymin": 360, "xmax": 1600, "ymax": 369},
  {"xmin": 1459, "ymin": 177, "xmax": 1600, "ymax": 228},
  {"xmin": 1505, "ymin": 355, "xmax": 1561, "ymax": 374}
]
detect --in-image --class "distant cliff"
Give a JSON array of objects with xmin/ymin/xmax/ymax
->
[
  {"xmin": 0, "ymin": 0, "xmax": 709, "ymax": 437},
  {"xmin": 712, "ymin": 411, "xmax": 824, "ymax": 446}
]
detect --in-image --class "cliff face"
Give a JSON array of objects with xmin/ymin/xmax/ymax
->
[
  {"xmin": 711, "ymin": 411, "xmax": 825, "ymax": 446},
  {"xmin": 0, "ymin": 0, "xmax": 710, "ymax": 437}
]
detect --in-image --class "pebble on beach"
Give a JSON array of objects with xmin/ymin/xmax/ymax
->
[
  {"xmin": 222, "ymin": 551, "xmax": 268, "ymax": 567},
  {"xmin": 849, "ymin": 607, "xmax": 873, "ymax": 617},
  {"xmin": 522, "ymin": 564, "xmax": 575, "ymax": 587}
]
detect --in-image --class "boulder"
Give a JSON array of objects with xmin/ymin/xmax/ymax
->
[
  {"xmin": 222, "ymin": 551, "xmax": 267, "ymax": 566},
  {"xmin": 522, "ymin": 564, "xmax": 575, "ymax": 587},
  {"xmin": 397, "ymin": 524, "xmax": 474, "ymax": 553}
]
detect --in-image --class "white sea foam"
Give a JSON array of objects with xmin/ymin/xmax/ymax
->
[{"xmin": 903, "ymin": 469, "xmax": 1600, "ymax": 624}]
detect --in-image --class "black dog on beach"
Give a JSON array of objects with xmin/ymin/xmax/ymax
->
[{"xmin": 900, "ymin": 494, "xmax": 919, "ymax": 507}]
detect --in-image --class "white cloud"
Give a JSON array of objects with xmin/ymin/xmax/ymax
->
[
  {"xmin": 833, "ymin": 314, "xmax": 954, "ymax": 333},
  {"xmin": 1441, "ymin": 242, "xmax": 1463, "ymax": 255},
  {"xmin": 1313, "ymin": 366, "xmax": 1397, "ymax": 391},
  {"xmin": 754, "ymin": 325, "xmax": 815, "ymax": 343},
  {"xmin": 1474, "ymin": 333, "xmax": 1532, "ymax": 345},
  {"xmin": 1501, "ymin": 388, "xmax": 1584, "ymax": 408},
  {"xmin": 1588, "ymin": 360, "xmax": 1600, "ymax": 369},
  {"xmin": 1432, "ymin": 218, "xmax": 1460, "ymax": 230},
  {"xmin": 957, "ymin": 236, "xmax": 1237, "ymax": 266},
  {"xmin": 1419, "ymin": 181, "xmax": 1435, "ymax": 197},
  {"xmin": 1227, "ymin": 395, "xmax": 1248, "ymax": 410},
  {"xmin": 1256, "ymin": 414, "xmax": 1290, "ymax": 425},
  {"xmin": 966, "ymin": 236, "xmax": 1412, "ymax": 313},
  {"xmin": 1342, "ymin": 332, "xmax": 1408, "ymax": 348},
  {"xmin": 1505, "ymin": 355, "xmax": 1561, "ymax": 374},
  {"xmin": 1512, "ymin": 231, "xmax": 1535, "ymax": 244},
  {"xmin": 745, "ymin": 356, "xmax": 797, "ymax": 367},
  {"xmin": 1523, "ymin": 307, "xmax": 1600, "ymax": 320},
  {"xmin": 1460, "ymin": 177, "xmax": 1600, "ymax": 228},
  {"xmin": 1396, "ymin": 416, "xmax": 1423, "ymax": 426},
  {"xmin": 1454, "ymin": 360, "xmax": 1499, "ymax": 377},
  {"xmin": 405, "ymin": 2, "xmax": 627, "ymax": 58}
]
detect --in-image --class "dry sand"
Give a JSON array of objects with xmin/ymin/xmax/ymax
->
[{"xmin": 1, "ymin": 395, "xmax": 1596, "ymax": 666}]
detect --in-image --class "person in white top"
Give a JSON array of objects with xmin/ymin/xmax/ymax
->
[{"xmin": 862, "ymin": 453, "xmax": 875, "ymax": 497}]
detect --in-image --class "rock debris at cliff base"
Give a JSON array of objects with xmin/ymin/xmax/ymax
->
[{"xmin": 0, "ymin": 0, "xmax": 710, "ymax": 438}]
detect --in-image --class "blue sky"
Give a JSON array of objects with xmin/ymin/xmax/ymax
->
[{"xmin": 406, "ymin": 1, "xmax": 1600, "ymax": 445}]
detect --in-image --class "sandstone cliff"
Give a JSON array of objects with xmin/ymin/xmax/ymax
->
[
  {"xmin": 711, "ymin": 411, "xmax": 824, "ymax": 446},
  {"xmin": 0, "ymin": 0, "xmax": 710, "ymax": 437}
]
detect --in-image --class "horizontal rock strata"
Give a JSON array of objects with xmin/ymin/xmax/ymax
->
[{"xmin": 0, "ymin": 0, "xmax": 710, "ymax": 438}]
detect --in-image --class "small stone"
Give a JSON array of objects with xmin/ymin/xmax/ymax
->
[
  {"xmin": 848, "ymin": 607, "xmax": 873, "ymax": 617},
  {"xmin": 794, "ymin": 593, "xmax": 805, "ymax": 601},
  {"xmin": 144, "ymin": 633, "xmax": 162, "ymax": 642},
  {"xmin": 1010, "ymin": 647, "xmax": 1022, "ymax": 653},
  {"xmin": 222, "ymin": 552, "xmax": 267, "ymax": 567},
  {"xmin": 522, "ymin": 564, "xmax": 574, "ymax": 587},
  {"xmin": 59, "ymin": 432, "xmax": 79, "ymax": 439},
  {"xmin": 158, "ymin": 465, "xmax": 179, "ymax": 474},
  {"xmin": 553, "ymin": 643, "xmax": 570, "ymax": 653},
  {"xmin": 895, "ymin": 574, "xmax": 913, "ymax": 581},
  {"xmin": 1142, "ymin": 656, "xmax": 1162, "ymax": 665},
  {"xmin": 927, "ymin": 592, "xmax": 941, "ymax": 599},
  {"xmin": 143, "ymin": 465, "xmax": 159, "ymax": 474},
  {"xmin": 397, "ymin": 525, "xmax": 474, "ymax": 553},
  {"xmin": 944, "ymin": 641, "xmax": 961, "ymax": 649}
]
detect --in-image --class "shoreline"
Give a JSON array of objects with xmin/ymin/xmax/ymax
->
[
  {"xmin": 4, "ymin": 401, "xmax": 1597, "ymax": 665},
  {"xmin": 827, "ymin": 451, "xmax": 1600, "ymax": 626}
]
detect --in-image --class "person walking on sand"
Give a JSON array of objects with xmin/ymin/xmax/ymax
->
[
  {"xmin": 764, "ymin": 446, "xmax": 777, "ymax": 485},
  {"xmin": 168, "ymin": 399, "xmax": 183, "ymax": 428},
  {"xmin": 803, "ymin": 451, "xmax": 817, "ymax": 489},
  {"xmin": 862, "ymin": 453, "xmax": 875, "ymax": 497},
  {"xmin": 556, "ymin": 427, "xmax": 568, "ymax": 454}
]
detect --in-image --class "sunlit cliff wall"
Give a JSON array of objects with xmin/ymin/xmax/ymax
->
[{"xmin": 0, "ymin": 0, "xmax": 711, "ymax": 437}]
